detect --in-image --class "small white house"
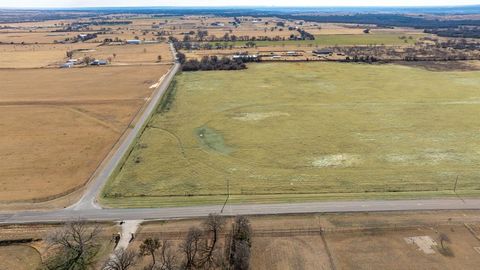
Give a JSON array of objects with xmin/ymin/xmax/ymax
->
[{"xmin": 67, "ymin": 59, "xmax": 79, "ymax": 64}]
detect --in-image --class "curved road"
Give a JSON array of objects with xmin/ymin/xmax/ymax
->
[{"xmin": 1, "ymin": 44, "xmax": 479, "ymax": 225}]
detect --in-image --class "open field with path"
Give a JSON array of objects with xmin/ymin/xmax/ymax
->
[{"xmin": 103, "ymin": 62, "xmax": 480, "ymax": 207}]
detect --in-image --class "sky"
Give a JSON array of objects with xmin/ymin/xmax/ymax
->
[{"xmin": 1, "ymin": 0, "xmax": 479, "ymax": 8}]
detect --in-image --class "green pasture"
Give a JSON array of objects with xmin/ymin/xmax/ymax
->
[{"xmin": 102, "ymin": 62, "xmax": 480, "ymax": 207}]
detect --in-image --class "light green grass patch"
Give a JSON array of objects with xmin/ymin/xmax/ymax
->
[{"xmin": 103, "ymin": 62, "xmax": 480, "ymax": 207}]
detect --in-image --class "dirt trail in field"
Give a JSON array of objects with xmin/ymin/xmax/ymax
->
[{"xmin": 66, "ymin": 107, "xmax": 121, "ymax": 133}]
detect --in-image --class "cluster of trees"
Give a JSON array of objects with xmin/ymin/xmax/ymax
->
[
  {"xmin": 228, "ymin": 216, "xmax": 252, "ymax": 270},
  {"xmin": 425, "ymin": 27, "xmax": 480, "ymax": 39},
  {"xmin": 171, "ymin": 27, "xmax": 295, "ymax": 48},
  {"xmin": 436, "ymin": 38, "xmax": 480, "ymax": 50},
  {"xmin": 77, "ymin": 33, "xmax": 98, "ymax": 42},
  {"xmin": 43, "ymin": 215, "xmax": 252, "ymax": 270},
  {"xmin": 331, "ymin": 39, "xmax": 480, "ymax": 63},
  {"xmin": 278, "ymin": 13, "xmax": 480, "ymax": 31},
  {"xmin": 181, "ymin": 56, "xmax": 248, "ymax": 72},
  {"xmin": 344, "ymin": 55, "xmax": 379, "ymax": 63},
  {"xmin": 295, "ymin": 29, "xmax": 315, "ymax": 40}
]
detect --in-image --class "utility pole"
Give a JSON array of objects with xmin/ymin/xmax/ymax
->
[
  {"xmin": 221, "ymin": 177, "xmax": 230, "ymax": 213},
  {"xmin": 454, "ymin": 176, "xmax": 459, "ymax": 193}
]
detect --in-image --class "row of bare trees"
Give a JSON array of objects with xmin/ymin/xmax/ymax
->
[{"xmin": 43, "ymin": 214, "xmax": 252, "ymax": 270}]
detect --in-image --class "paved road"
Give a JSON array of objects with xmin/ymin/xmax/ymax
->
[
  {"xmin": 1, "ymin": 199, "xmax": 480, "ymax": 224},
  {"xmin": 1, "ymin": 43, "xmax": 479, "ymax": 225},
  {"xmin": 70, "ymin": 44, "xmax": 180, "ymax": 211}
]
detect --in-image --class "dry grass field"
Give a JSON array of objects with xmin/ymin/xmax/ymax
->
[
  {"xmin": 0, "ymin": 245, "xmax": 43, "ymax": 270},
  {"xmin": 0, "ymin": 31, "xmax": 79, "ymax": 44},
  {"xmin": 72, "ymin": 43, "xmax": 174, "ymax": 64},
  {"xmin": 0, "ymin": 65, "xmax": 171, "ymax": 203},
  {"xmin": 124, "ymin": 211, "xmax": 480, "ymax": 270},
  {"xmin": 104, "ymin": 62, "xmax": 480, "ymax": 207},
  {"xmin": 0, "ymin": 223, "xmax": 117, "ymax": 269},
  {"xmin": 0, "ymin": 43, "xmax": 99, "ymax": 68},
  {"xmin": 2, "ymin": 211, "xmax": 480, "ymax": 269},
  {"xmin": 250, "ymin": 235, "xmax": 331, "ymax": 270}
]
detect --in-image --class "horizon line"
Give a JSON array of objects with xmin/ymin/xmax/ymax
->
[{"xmin": 1, "ymin": 4, "xmax": 480, "ymax": 9}]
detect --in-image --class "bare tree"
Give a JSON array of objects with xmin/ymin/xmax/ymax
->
[
  {"xmin": 181, "ymin": 227, "xmax": 203, "ymax": 270},
  {"xmin": 439, "ymin": 233, "xmax": 451, "ymax": 250},
  {"xmin": 438, "ymin": 232, "xmax": 454, "ymax": 256},
  {"xmin": 104, "ymin": 249, "xmax": 137, "ymax": 270},
  {"xmin": 198, "ymin": 214, "xmax": 226, "ymax": 269},
  {"xmin": 83, "ymin": 56, "xmax": 92, "ymax": 65},
  {"xmin": 143, "ymin": 240, "xmax": 177, "ymax": 270},
  {"xmin": 44, "ymin": 221, "xmax": 102, "ymax": 270},
  {"xmin": 231, "ymin": 241, "xmax": 250, "ymax": 270},
  {"xmin": 233, "ymin": 216, "xmax": 251, "ymax": 245},
  {"xmin": 230, "ymin": 216, "xmax": 252, "ymax": 270},
  {"xmin": 139, "ymin": 237, "xmax": 162, "ymax": 269}
]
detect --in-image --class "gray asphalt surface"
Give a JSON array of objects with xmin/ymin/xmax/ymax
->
[
  {"xmin": 2, "ymin": 199, "xmax": 480, "ymax": 224},
  {"xmin": 1, "ymin": 44, "xmax": 479, "ymax": 225}
]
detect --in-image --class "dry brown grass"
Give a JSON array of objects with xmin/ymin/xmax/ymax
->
[
  {"xmin": 0, "ymin": 223, "xmax": 118, "ymax": 269},
  {"xmin": 0, "ymin": 31, "xmax": 79, "ymax": 44},
  {"xmin": 327, "ymin": 225, "xmax": 480, "ymax": 270},
  {"xmin": 0, "ymin": 65, "xmax": 171, "ymax": 203},
  {"xmin": 0, "ymin": 245, "xmax": 42, "ymax": 270},
  {"xmin": 126, "ymin": 211, "xmax": 480, "ymax": 270},
  {"xmin": 72, "ymin": 43, "xmax": 173, "ymax": 64},
  {"xmin": 251, "ymin": 235, "xmax": 332, "ymax": 270},
  {"xmin": 0, "ymin": 43, "xmax": 99, "ymax": 68}
]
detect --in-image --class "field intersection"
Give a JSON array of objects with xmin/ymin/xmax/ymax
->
[{"xmin": 102, "ymin": 62, "xmax": 480, "ymax": 207}]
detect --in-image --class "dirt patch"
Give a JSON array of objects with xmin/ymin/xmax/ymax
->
[
  {"xmin": 233, "ymin": 111, "xmax": 290, "ymax": 121},
  {"xmin": 312, "ymin": 154, "xmax": 361, "ymax": 168},
  {"xmin": 404, "ymin": 236, "xmax": 438, "ymax": 254}
]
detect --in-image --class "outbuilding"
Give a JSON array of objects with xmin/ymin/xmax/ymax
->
[
  {"xmin": 126, "ymin": 39, "xmax": 142, "ymax": 45},
  {"xmin": 313, "ymin": 49, "xmax": 334, "ymax": 55}
]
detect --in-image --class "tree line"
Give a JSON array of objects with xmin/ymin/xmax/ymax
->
[
  {"xmin": 41, "ymin": 214, "xmax": 253, "ymax": 270},
  {"xmin": 425, "ymin": 27, "xmax": 480, "ymax": 39},
  {"xmin": 277, "ymin": 13, "xmax": 480, "ymax": 31},
  {"xmin": 178, "ymin": 54, "xmax": 249, "ymax": 72}
]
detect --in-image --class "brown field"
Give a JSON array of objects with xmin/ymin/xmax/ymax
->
[
  {"xmin": 0, "ymin": 19, "xmax": 75, "ymax": 28},
  {"xmin": 0, "ymin": 65, "xmax": 171, "ymax": 203},
  {"xmin": 1, "ymin": 211, "xmax": 480, "ymax": 269},
  {"xmin": 92, "ymin": 32, "xmax": 161, "ymax": 43},
  {"xmin": 327, "ymin": 226, "xmax": 480, "ymax": 270},
  {"xmin": 251, "ymin": 235, "xmax": 331, "ymax": 270},
  {"xmin": 0, "ymin": 245, "xmax": 42, "ymax": 270},
  {"xmin": 0, "ymin": 31, "xmax": 80, "ymax": 44},
  {"xmin": 0, "ymin": 223, "xmax": 117, "ymax": 269},
  {"xmin": 72, "ymin": 43, "xmax": 174, "ymax": 64},
  {"xmin": 126, "ymin": 210, "xmax": 480, "ymax": 270},
  {"xmin": 0, "ymin": 43, "xmax": 99, "ymax": 68}
]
